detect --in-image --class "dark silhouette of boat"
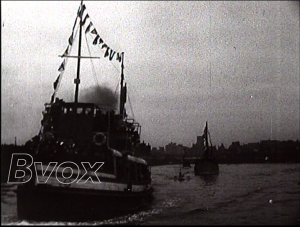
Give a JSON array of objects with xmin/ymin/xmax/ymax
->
[
  {"xmin": 174, "ymin": 168, "xmax": 186, "ymax": 181},
  {"xmin": 15, "ymin": 1, "xmax": 153, "ymax": 222},
  {"xmin": 177, "ymin": 168, "xmax": 185, "ymax": 181},
  {"xmin": 194, "ymin": 121, "xmax": 219, "ymax": 176}
]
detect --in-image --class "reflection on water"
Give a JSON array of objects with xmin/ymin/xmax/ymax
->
[{"xmin": 1, "ymin": 164, "xmax": 300, "ymax": 225}]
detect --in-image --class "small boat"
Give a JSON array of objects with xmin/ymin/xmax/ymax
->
[
  {"xmin": 16, "ymin": 1, "xmax": 153, "ymax": 222},
  {"xmin": 194, "ymin": 121, "xmax": 219, "ymax": 175},
  {"xmin": 174, "ymin": 168, "xmax": 185, "ymax": 181}
]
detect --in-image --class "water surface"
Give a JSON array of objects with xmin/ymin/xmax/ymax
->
[{"xmin": 2, "ymin": 164, "xmax": 299, "ymax": 225}]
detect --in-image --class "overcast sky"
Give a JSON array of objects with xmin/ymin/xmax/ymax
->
[{"xmin": 1, "ymin": 1, "xmax": 299, "ymax": 148}]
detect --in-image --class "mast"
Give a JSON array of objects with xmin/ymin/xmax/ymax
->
[
  {"xmin": 74, "ymin": 0, "xmax": 84, "ymax": 103},
  {"xmin": 204, "ymin": 121, "xmax": 208, "ymax": 150},
  {"xmin": 119, "ymin": 52, "xmax": 125, "ymax": 116}
]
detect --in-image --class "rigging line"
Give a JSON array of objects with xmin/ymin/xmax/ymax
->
[
  {"xmin": 92, "ymin": 3, "xmax": 124, "ymax": 74},
  {"xmin": 87, "ymin": 32, "xmax": 121, "ymax": 75},
  {"xmin": 127, "ymin": 91, "xmax": 135, "ymax": 120},
  {"xmin": 120, "ymin": 79, "xmax": 136, "ymax": 120},
  {"xmin": 86, "ymin": 32, "xmax": 126, "ymax": 97},
  {"xmin": 81, "ymin": 7, "xmax": 121, "ymax": 75},
  {"xmin": 84, "ymin": 33, "xmax": 102, "ymax": 89},
  {"xmin": 43, "ymin": 16, "xmax": 80, "ymax": 134},
  {"xmin": 114, "ymin": 82, "xmax": 119, "ymax": 94},
  {"xmin": 87, "ymin": 32, "xmax": 122, "ymax": 96},
  {"xmin": 85, "ymin": 25, "xmax": 139, "ymax": 116},
  {"xmin": 86, "ymin": 32, "xmax": 121, "ymax": 96},
  {"xmin": 117, "ymin": 65, "xmax": 139, "ymax": 98},
  {"xmin": 54, "ymin": 21, "xmax": 79, "ymax": 98},
  {"xmin": 208, "ymin": 130, "xmax": 213, "ymax": 149},
  {"xmin": 88, "ymin": 32, "xmax": 138, "ymax": 96}
]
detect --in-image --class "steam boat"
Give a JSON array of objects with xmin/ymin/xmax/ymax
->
[
  {"xmin": 194, "ymin": 122, "xmax": 219, "ymax": 175},
  {"xmin": 16, "ymin": 1, "xmax": 153, "ymax": 221}
]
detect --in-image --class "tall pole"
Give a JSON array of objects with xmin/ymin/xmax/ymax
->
[
  {"xmin": 74, "ymin": 0, "xmax": 83, "ymax": 103},
  {"xmin": 119, "ymin": 52, "xmax": 125, "ymax": 115}
]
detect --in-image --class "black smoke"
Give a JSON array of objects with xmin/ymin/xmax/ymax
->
[{"xmin": 81, "ymin": 85, "xmax": 118, "ymax": 111}]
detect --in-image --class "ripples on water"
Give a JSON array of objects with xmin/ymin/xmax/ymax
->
[{"xmin": 2, "ymin": 164, "xmax": 300, "ymax": 225}]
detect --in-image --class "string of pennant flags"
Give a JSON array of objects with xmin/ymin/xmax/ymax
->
[
  {"xmin": 50, "ymin": 6, "xmax": 80, "ymax": 103},
  {"xmin": 81, "ymin": 4, "xmax": 122, "ymax": 62},
  {"xmin": 50, "ymin": 3, "xmax": 123, "ymax": 103}
]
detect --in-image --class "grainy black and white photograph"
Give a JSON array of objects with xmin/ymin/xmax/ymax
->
[{"xmin": 1, "ymin": 1, "xmax": 300, "ymax": 225}]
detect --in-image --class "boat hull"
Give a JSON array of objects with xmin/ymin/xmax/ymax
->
[
  {"xmin": 194, "ymin": 159, "xmax": 219, "ymax": 176},
  {"xmin": 17, "ymin": 184, "xmax": 154, "ymax": 222}
]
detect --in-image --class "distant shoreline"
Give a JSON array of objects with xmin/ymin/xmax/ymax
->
[{"xmin": 1, "ymin": 143, "xmax": 299, "ymax": 183}]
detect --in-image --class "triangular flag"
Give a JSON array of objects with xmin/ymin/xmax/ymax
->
[
  {"xmin": 91, "ymin": 28, "xmax": 98, "ymax": 35},
  {"xmin": 53, "ymin": 75, "xmax": 61, "ymax": 90},
  {"xmin": 62, "ymin": 46, "xmax": 69, "ymax": 57},
  {"xmin": 116, "ymin": 53, "xmax": 122, "ymax": 63},
  {"xmin": 85, "ymin": 22, "xmax": 93, "ymax": 34},
  {"xmin": 68, "ymin": 33, "xmax": 73, "ymax": 46},
  {"xmin": 77, "ymin": 4, "xmax": 86, "ymax": 18},
  {"xmin": 99, "ymin": 38, "xmax": 104, "ymax": 44},
  {"xmin": 109, "ymin": 49, "xmax": 116, "ymax": 61},
  {"xmin": 93, "ymin": 35, "xmax": 100, "ymax": 45},
  {"xmin": 104, "ymin": 47, "xmax": 110, "ymax": 58},
  {"xmin": 58, "ymin": 60, "xmax": 65, "ymax": 72},
  {"xmin": 82, "ymin": 14, "xmax": 89, "ymax": 26}
]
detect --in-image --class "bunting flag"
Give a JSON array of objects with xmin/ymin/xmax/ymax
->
[
  {"xmin": 53, "ymin": 75, "xmax": 61, "ymax": 90},
  {"xmin": 82, "ymin": 14, "xmax": 89, "ymax": 26},
  {"xmin": 77, "ymin": 4, "xmax": 86, "ymax": 18},
  {"xmin": 85, "ymin": 22, "xmax": 93, "ymax": 34},
  {"xmin": 58, "ymin": 59, "xmax": 66, "ymax": 72},
  {"xmin": 81, "ymin": 5, "xmax": 123, "ymax": 64},
  {"xmin": 116, "ymin": 53, "xmax": 122, "ymax": 63},
  {"xmin": 104, "ymin": 47, "xmax": 110, "ymax": 58},
  {"xmin": 109, "ymin": 49, "xmax": 116, "ymax": 61},
  {"xmin": 49, "ymin": 4, "xmax": 81, "ymax": 104},
  {"xmin": 62, "ymin": 46, "xmax": 69, "ymax": 57},
  {"xmin": 91, "ymin": 28, "xmax": 98, "ymax": 35},
  {"xmin": 68, "ymin": 33, "xmax": 74, "ymax": 46},
  {"xmin": 93, "ymin": 35, "xmax": 100, "ymax": 45}
]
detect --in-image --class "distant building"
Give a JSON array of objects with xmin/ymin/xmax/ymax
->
[{"xmin": 165, "ymin": 142, "xmax": 186, "ymax": 157}]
